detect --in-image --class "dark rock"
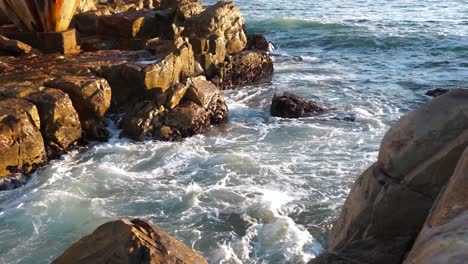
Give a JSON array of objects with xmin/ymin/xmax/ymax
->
[
  {"xmin": 211, "ymin": 51, "xmax": 274, "ymax": 89},
  {"xmin": 425, "ymin": 88, "xmax": 449, "ymax": 97},
  {"xmin": 53, "ymin": 219, "xmax": 208, "ymax": 264},
  {"xmin": 245, "ymin": 34, "xmax": 270, "ymax": 52},
  {"xmin": 0, "ymin": 173, "xmax": 29, "ymax": 191},
  {"xmin": 0, "ymin": 35, "xmax": 36, "ymax": 56},
  {"xmin": 271, "ymin": 92, "xmax": 325, "ymax": 118}
]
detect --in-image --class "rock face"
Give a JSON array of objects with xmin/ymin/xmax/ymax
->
[
  {"xmin": 0, "ymin": 98, "xmax": 46, "ymax": 176},
  {"xmin": 403, "ymin": 147, "xmax": 468, "ymax": 264},
  {"xmin": 310, "ymin": 89, "xmax": 468, "ymax": 264},
  {"xmin": 121, "ymin": 77, "xmax": 228, "ymax": 141},
  {"xmin": 246, "ymin": 34, "xmax": 271, "ymax": 52},
  {"xmin": 0, "ymin": 0, "xmax": 273, "ymax": 186},
  {"xmin": 53, "ymin": 219, "xmax": 208, "ymax": 264},
  {"xmin": 211, "ymin": 51, "xmax": 274, "ymax": 89},
  {"xmin": 271, "ymin": 92, "xmax": 325, "ymax": 118}
]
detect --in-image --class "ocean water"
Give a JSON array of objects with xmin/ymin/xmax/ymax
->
[{"xmin": 1, "ymin": 0, "xmax": 467, "ymax": 263}]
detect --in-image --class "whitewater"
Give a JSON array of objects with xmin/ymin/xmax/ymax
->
[{"xmin": 1, "ymin": 0, "xmax": 467, "ymax": 263}]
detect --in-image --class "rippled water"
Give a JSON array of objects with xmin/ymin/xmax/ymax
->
[{"xmin": 1, "ymin": 1, "xmax": 467, "ymax": 263}]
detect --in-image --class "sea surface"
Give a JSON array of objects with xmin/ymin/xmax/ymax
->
[{"xmin": 1, "ymin": 0, "xmax": 467, "ymax": 263}]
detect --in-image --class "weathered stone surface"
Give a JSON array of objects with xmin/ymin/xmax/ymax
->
[
  {"xmin": 53, "ymin": 219, "xmax": 208, "ymax": 264},
  {"xmin": 404, "ymin": 146, "xmax": 468, "ymax": 264},
  {"xmin": 160, "ymin": 0, "xmax": 200, "ymax": 9},
  {"xmin": 0, "ymin": 98, "xmax": 45, "ymax": 177},
  {"xmin": 185, "ymin": 77, "xmax": 217, "ymax": 108},
  {"xmin": 45, "ymin": 76, "xmax": 112, "ymax": 141},
  {"xmin": 0, "ymin": 83, "xmax": 82, "ymax": 154},
  {"xmin": 211, "ymin": 51, "xmax": 274, "ymax": 89},
  {"xmin": 246, "ymin": 34, "xmax": 270, "ymax": 52},
  {"xmin": 77, "ymin": 0, "xmax": 97, "ymax": 13},
  {"xmin": 0, "ymin": 35, "xmax": 35, "ymax": 56},
  {"xmin": 271, "ymin": 92, "xmax": 325, "ymax": 118},
  {"xmin": 311, "ymin": 89, "xmax": 468, "ymax": 264},
  {"xmin": 184, "ymin": 1, "xmax": 247, "ymax": 54},
  {"xmin": 1, "ymin": 29, "xmax": 80, "ymax": 54},
  {"xmin": 379, "ymin": 89, "xmax": 468, "ymax": 197},
  {"xmin": 121, "ymin": 78, "xmax": 228, "ymax": 141}
]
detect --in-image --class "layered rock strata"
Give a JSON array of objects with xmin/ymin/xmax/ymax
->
[{"xmin": 0, "ymin": 0, "xmax": 274, "ymax": 187}]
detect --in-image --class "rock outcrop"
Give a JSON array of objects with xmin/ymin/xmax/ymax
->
[
  {"xmin": 0, "ymin": 0, "xmax": 274, "ymax": 186},
  {"xmin": 404, "ymin": 147, "xmax": 468, "ymax": 264},
  {"xmin": 0, "ymin": 98, "xmax": 46, "ymax": 176},
  {"xmin": 310, "ymin": 89, "xmax": 468, "ymax": 264},
  {"xmin": 271, "ymin": 92, "xmax": 325, "ymax": 118},
  {"xmin": 53, "ymin": 219, "xmax": 208, "ymax": 264}
]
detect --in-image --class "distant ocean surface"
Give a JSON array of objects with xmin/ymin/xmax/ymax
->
[{"xmin": 1, "ymin": 1, "xmax": 467, "ymax": 263}]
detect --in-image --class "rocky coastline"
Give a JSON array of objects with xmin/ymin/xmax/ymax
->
[
  {"xmin": 0, "ymin": 0, "xmax": 273, "ymax": 190},
  {"xmin": 0, "ymin": 1, "xmax": 466, "ymax": 264}
]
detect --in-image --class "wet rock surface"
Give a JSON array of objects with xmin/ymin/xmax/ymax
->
[
  {"xmin": 0, "ymin": 0, "xmax": 273, "ymax": 184},
  {"xmin": 271, "ymin": 92, "xmax": 325, "ymax": 118},
  {"xmin": 53, "ymin": 218, "xmax": 208, "ymax": 264},
  {"xmin": 310, "ymin": 89, "xmax": 468, "ymax": 264}
]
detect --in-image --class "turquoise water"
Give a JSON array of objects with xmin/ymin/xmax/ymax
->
[{"xmin": 1, "ymin": 1, "xmax": 467, "ymax": 263}]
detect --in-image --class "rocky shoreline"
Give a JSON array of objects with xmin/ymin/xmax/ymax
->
[
  {"xmin": 0, "ymin": 0, "xmax": 273, "ymax": 190},
  {"xmin": 310, "ymin": 89, "xmax": 468, "ymax": 264}
]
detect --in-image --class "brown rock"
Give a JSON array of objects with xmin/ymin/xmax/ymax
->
[
  {"xmin": 0, "ymin": 35, "xmax": 34, "ymax": 56},
  {"xmin": 271, "ymin": 92, "xmax": 325, "ymax": 118},
  {"xmin": 404, "ymin": 146, "xmax": 468, "ymax": 264},
  {"xmin": 246, "ymin": 34, "xmax": 270, "ymax": 52},
  {"xmin": 0, "ymin": 82, "xmax": 82, "ymax": 154},
  {"xmin": 211, "ymin": 51, "xmax": 274, "ymax": 89},
  {"xmin": 120, "ymin": 101, "xmax": 161, "ymax": 141},
  {"xmin": 0, "ymin": 98, "xmax": 46, "ymax": 177},
  {"xmin": 184, "ymin": 1, "xmax": 247, "ymax": 54},
  {"xmin": 45, "ymin": 76, "xmax": 112, "ymax": 141},
  {"xmin": 53, "ymin": 219, "xmax": 208, "ymax": 264},
  {"xmin": 379, "ymin": 89, "xmax": 468, "ymax": 197},
  {"xmin": 160, "ymin": 0, "xmax": 200, "ymax": 9},
  {"xmin": 184, "ymin": 77, "xmax": 217, "ymax": 108}
]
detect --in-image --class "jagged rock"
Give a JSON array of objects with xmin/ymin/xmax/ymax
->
[
  {"xmin": 184, "ymin": 1, "xmax": 247, "ymax": 54},
  {"xmin": 45, "ymin": 76, "xmax": 112, "ymax": 141},
  {"xmin": 174, "ymin": 2, "xmax": 203, "ymax": 20},
  {"xmin": 211, "ymin": 51, "xmax": 273, "ymax": 89},
  {"xmin": 403, "ymin": 147, "xmax": 468, "ymax": 264},
  {"xmin": 246, "ymin": 34, "xmax": 270, "ymax": 52},
  {"xmin": 77, "ymin": 0, "xmax": 97, "ymax": 13},
  {"xmin": 0, "ymin": 82, "xmax": 82, "ymax": 156},
  {"xmin": 53, "ymin": 219, "xmax": 208, "ymax": 264},
  {"xmin": 0, "ymin": 98, "xmax": 46, "ymax": 177},
  {"xmin": 311, "ymin": 89, "xmax": 468, "ymax": 264},
  {"xmin": 271, "ymin": 92, "xmax": 325, "ymax": 118},
  {"xmin": 0, "ymin": 35, "xmax": 35, "ymax": 56},
  {"xmin": 425, "ymin": 88, "xmax": 450, "ymax": 97},
  {"xmin": 121, "ymin": 78, "xmax": 227, "ymax": 141},
  {"xmin": 160, "ymin": 0, "xmax": 201, "ymax": 9}
]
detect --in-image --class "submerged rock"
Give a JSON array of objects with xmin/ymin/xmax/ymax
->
[
  {"xmin": 311, "ymin": 88, "xmax": 468, "ymax": 264},
  {"xmin": 425, "ymin": 88, "xmax": 450, "ymax": 97},
  {"xmin": 53, "ymin": 219, "xmax": 208, "ymax": 264},
  {"xmin": 0, "ymin": 173, "xmax": 29, "ymax": 191},
  {"xmin": 271, "ymin": 92, "xmax": 325, "ymax": 118}
]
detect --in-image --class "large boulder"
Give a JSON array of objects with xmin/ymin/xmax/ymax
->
[
  {"xmin": 404, "ymin": 147, "xmax": 468, "ymax": 264},
  {"xmin": 379, "ymin": 88, "xmax": 468, "ymax": 198},
  {"xmin": 311, "ymin": 89, "xmax": 468, "ymax": 264},
  {"xmin": 0, "ymin": 82, "xmax": 82, "ymax": 156},
  {"xmin": 53, "ymin": 219, "xmax": 208, "ymax": 264},
  {"xmin": 121, "ymin": 77, "xmax": 228, "ymax": 141},
  {"xmin": 45, "ymin": 76, "xmax": 112, "ymax": 141},
  {"xmin": 0, "ymin": 98, "xmax": 46, "ymax": 177},
  {"xmin": 271, "ymin": 92, "xmax": 325, "ymax": 118},
  {"xmin": 0, "ymin": 35, "xmax": 36, "ymax": 56},
  {"xmin": 211, "ymin": 51, "xmax": 274, "ymax": 89}
]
